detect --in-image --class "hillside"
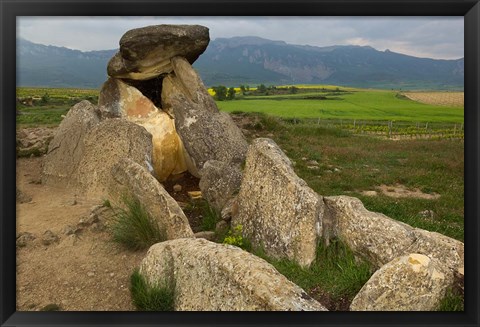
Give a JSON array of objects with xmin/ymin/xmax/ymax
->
[{"xmin": 16, "ymin": 37, "xmax": 464, "ymax": 90}]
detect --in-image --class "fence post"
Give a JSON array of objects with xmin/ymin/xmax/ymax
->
[
  {"xmin": 454, "ymin": 124, "xmax": 457, "ymax": 135},
  {"xmin": 354, "ymin": 119, "xmax": 356, "ymax": 128},
  {"xmin": 388, "ymin": 121, "xmax": 392, "ymax": 138},
  {"xmin": 317, "ymin": 117, "xmax": 320, "ymax": 125}
]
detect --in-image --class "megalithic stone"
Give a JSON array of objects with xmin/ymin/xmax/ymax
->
[
  {"xmin": 107, "ymin": 25, "xmax": 210, "ymax": 80},
  {"xmin": 161, "ymin": 56, "xmax": 248, "ymax": 176}
]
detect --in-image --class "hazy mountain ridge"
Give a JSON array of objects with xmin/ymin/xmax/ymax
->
[{"xmin": 16, "ymin": 37, "xmax": 463, "ymax": 90}]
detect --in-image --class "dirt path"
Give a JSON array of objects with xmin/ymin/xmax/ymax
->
[{"xmin": 16, "ymin": 157, "xmax": 147, "ymax": 311}]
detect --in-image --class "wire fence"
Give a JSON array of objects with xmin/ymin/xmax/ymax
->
[{"xmin": 281, "ymin": 118, "xmax": 464, "ymax": 140}]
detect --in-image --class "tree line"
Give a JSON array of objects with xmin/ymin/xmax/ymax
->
[{"xmin": 211, "ymin": 84, "xmax": 299, "ymax": 101}]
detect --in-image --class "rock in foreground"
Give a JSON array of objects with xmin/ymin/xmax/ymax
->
[
  {"xmin": 139, "ymin": 238, "xmax": 327, "ymax": 311},
  {"xmin": 350, "ymin": 253, "xmax": 452, "ymax": 311}
]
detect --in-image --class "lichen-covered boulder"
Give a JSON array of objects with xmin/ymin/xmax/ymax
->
[
  {"xmin": 42, "ymin": 100, "xmax": 100, "ymax": 186},
  {"xmin": 139, "ymin": 238, "xmax": 327, "ymax": 311},
  {"xmin": 98, "ymin": 78, "xmax": 188, "ymax": 181},
  {"xmin": 107, "ymin": 24, "xmax": 209, "ymax": 80},
  {"xmin": 405, "ymin": 229, "xmax": 464, "ymax": 275},
  {"xmin": 161, "ymin": 56, "xmax": 248, "ymax": 176},
  {"xmin": 109, "ymin": 158, "xmax": 193, "ymax": 240},
  {"xmin": 323, "ymin": 196, "xmax": 416, "ymax": 269},
  {"xmin": 350, "ymin": 253, "xmax": 452, "ymax": 311},
  {"xmin": 74, "ymin": 119, "xmax": 152, "ymax": 196},
  {"xmin": 199, "ymin": 160, "xmax": 243, "ymax": 212},
  {"xmin": 232, "ymin": 138, "xmax": 323, "ymax": 268}
]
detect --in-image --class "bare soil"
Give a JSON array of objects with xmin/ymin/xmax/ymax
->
[
  {"xmin": 16, "ymin": 156, "xmax": 147, "ymax": 311},
  {"xmin": 360, "ymin": 184, "xmax": 440, "ymax": 200},
  {"xmin": 16, "ymin": 155, "xmax": 206, "ymax": 311}
]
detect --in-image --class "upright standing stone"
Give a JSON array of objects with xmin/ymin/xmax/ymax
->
[
  {"xmin": 161, "ymin": 56, "xmax": 248, "ymax": 176},
  {"xmin": 42, "ymin": 100, "xmax": 100, "ymax": 187},
  {"xmin": 232, "ymin": 138, "xmax": 323, "ymax": 268},
  {"xmin": 74, "ymin": 119, "xmax": 153, "ymax": 196},
  {"xmin": 98, "ymin": 78, "xmax": 188, "ymax": 181}
]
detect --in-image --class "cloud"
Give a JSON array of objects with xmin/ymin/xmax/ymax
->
[{"xmin": 17, "ymin": 16, "xmax": 463, "ymax": 59}]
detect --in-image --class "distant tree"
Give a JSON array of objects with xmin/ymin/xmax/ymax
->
[
  {"xmin": 212, "ymin": 85, "xmax": 227, "ymax": 101},
  {"xmin": 239, "ymin": 85, "xmax": 246, "ymax": 93},
  {"xmin": 227, "ymin": 87, "xmax": 236, "ymax": 100},
  {"xmin": 257, "ymin": 84, "xmax": 267, "ymax": 93},
  {"xmin": 289, "ymin": 86, "xmax": 298, "ymax": 94},
  {"xmin": 41, "ymin": 92, "xmax": 50, "ymax": 104}
]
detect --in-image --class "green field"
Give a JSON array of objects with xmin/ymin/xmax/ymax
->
[{"xmin": 217, "ymin": 89, "xmax": 464, "ymax": 123}]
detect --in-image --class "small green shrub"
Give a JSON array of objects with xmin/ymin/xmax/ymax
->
[
  {"xmin": 102, "ymin": 199, "xmax": 112, "ymax": 208},
  {"xmin": 110, "ymin": 196, "xmax": 165, "ymax": 250},
  {"xmin": 130, "ymin": 269, "xmax": 174, "ymax": 311},
  {"xmin": 222, "ymin": 225, "xmax": 251, "ymax": 251}
]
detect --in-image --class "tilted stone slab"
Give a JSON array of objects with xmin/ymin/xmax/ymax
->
[
  {"xmin": 98, "ymin": 78, "xmax": 187, "ymax": 181},
  {"xmin": 107, "ymin": 24, "xmax": 209, "ymax": 80},
  {"xmin": 405, "ymin": 228, "xmax": 464, "ymax": 275},
  {"xmin": 199, "ymin": 160, "xmax": 243, "ymax": 212},
  {"xmin": 42, "ymin": 100, "xmax": 100, "ymax": 186},
  {"xmin": 74, "ymin": 119, "xmax": 153, "ymax": 196},
  {"xmin": 232, "ymin": 138, "xmax": 323, "ymax": 268},
  {"xmin": 110, "ymin": 158, "xmax": 193, "ymax": 240},
  {"xmin": 139, "ymin": 238, "xmax": 327, "ymax": 311},
  {"xmin": 323, "ymin": 196, "xmax": 417, "ymax": 269},
  {"xmin": 350, "ymin": 253, "xmax": 452, "ymax": 311},
  {"xmin": 161, "ymin": 56, "xmax": 248, "ymax": 176}
]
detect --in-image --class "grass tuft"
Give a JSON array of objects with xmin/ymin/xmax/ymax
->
[
  {"xmin": 255, "ymin": 238, "xmax": 372, "ymax": 303},
  {"xmin": 130, "ymin": 269, "xmax": 174, "ymax": 311},
  {"xmin": 110, "ymin": 196, "xmax": 165, "ymax": 250},
  {"xmin": 437, "ymin": 288, "xmax": 464, "ymax": 311}
]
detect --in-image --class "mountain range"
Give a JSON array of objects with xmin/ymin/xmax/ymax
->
[{"xmin": 16, "ymin": 36, "xmax": 464, "ymax": 90}]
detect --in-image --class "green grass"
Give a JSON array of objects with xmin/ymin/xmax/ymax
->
[
  {"xmin": 110, "ymin": 196, "xmax": 165, "ymax": 250},
  {"xmin": 437, "ymin": 288, "xmax": 464, "ymax": 311},
  {"xmin": 200, "ymin": 200, "xmax": 220, "ymax": 231},
  {"xmin": 217, "ymin": 89, "xmax": 463, "ymax": 122},
  {"xmin": 255, "ymin": 239, "xmax": 372, "ymax": 306},
  {"xmin": 130, "ymin": 269, "xmax": 174, "ymax": 311},
  {"xmin": 238, "ymin": 113, "xmax": 464, "ymax": 241}
]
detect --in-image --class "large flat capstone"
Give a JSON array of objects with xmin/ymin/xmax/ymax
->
[
  {"xmin": 232, "ymin": 138, "xmax": 323, "ymax": 268},
  {"xmin": 139, "ymin": 238, "xmax": 327, "ymax": 311},
  {"xmin": 107, "ymin": 25, "xmax": 209, "ymax": 80}
]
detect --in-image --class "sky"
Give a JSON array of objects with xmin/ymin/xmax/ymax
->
[{"xmin": 17, "ymin": 16, "xmax": 464, "ymax": 60}]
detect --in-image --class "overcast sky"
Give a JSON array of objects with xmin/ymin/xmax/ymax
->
[{"xmin": 17, "ymin": 16, "xmax": 464, "ymax": 60}]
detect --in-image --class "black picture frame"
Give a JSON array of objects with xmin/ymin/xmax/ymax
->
[{"xmin": 1, "ymin": 1, "xmax": 479, "ymax": 326}]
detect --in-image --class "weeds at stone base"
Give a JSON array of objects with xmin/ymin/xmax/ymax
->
[
  {"xmin": 437, "ymin": 288, "xmax": 464, "ymax": 311},
  {"xmin": 130, "ymin": 269, "xmax": 174, "ymax": 311},
  {"xmin": 109, "ymin": 196, "xmax": 166, "ymax": 251},
  {"xmin": 253, "ymin": 238, "xmax": 372, "ymax": 310}
]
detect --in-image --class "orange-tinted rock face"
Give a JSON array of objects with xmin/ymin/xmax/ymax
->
[{"xmin": 99, "ymin": 77, "xmax": 188, "ymax": 181}]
